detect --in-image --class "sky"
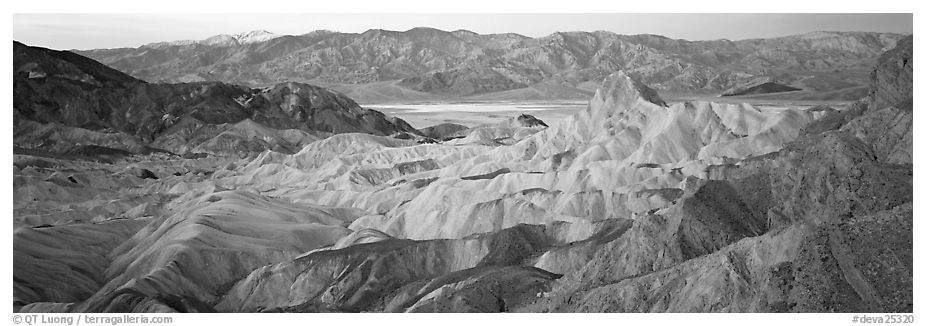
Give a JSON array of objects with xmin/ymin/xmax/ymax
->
[{"xmin": 12, "ymin": 13, "xmax": 913, "ymax": 50}]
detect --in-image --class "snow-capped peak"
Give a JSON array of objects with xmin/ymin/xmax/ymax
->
[
  {"xmin": 233, "ymin": 30, "xmax": 283, "ymax": 44},
  {"xmin": 142, "ymin": 30, "xmax": 284, "ymax": 48}
]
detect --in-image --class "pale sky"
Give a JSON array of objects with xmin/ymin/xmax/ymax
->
[{"xmin": 13, "ymin": 13, "xmax": 914, "ymax": 50}]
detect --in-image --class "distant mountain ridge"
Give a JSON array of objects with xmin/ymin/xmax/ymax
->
[
  {"xmin": 144, "ymin": 30, "xmax": 286, "ymax": 48},
  {"xmin": 14, "ymin": 41, "xmax": 418, "ymax": 156},
  {"xmin": 78, "ymin": 28, "xmax": 905, "ymax": 101}
]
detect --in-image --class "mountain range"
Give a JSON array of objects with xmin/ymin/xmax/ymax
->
[
  {"xmin": 78, "ymin": 28, "xmax": 905, "ymax": 102},
  {"xmin": 145, "ymin": 30, "xmax": 285, "ymax": 48}
]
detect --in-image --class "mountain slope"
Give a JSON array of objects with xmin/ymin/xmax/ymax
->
[
  {"xmin": 721, "ymin": 81, "xmax": 802, "ymax": 96},
  {"xmin": 14, "ymin": 41, "xmax": 419, "ymax": 156},
  {"xmin": 78, "ymin": 29, "xmax": 904, "ymax": 100},
  {"xmin": 522, "ymin": 34, "xmax": 913, "ymax": 314}
]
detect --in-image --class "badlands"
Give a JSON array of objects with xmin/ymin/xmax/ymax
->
[{"xmin": 12, "ymin": 34, "xmax": 912, "ymax": 313}]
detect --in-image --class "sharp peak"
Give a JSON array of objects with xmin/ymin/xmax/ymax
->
[{"xmin": 593, "ymin": 71, "xmax": 668, "ymax": 108}]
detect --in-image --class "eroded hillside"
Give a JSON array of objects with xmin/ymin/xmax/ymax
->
[{"xmin": 13, "ymin": 36, "xmax": 912, "ymax": 313}]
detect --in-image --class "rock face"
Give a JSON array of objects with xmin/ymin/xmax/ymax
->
[
  {"xmin": 868, "ymin": 36, "xmax": 913, "ymax": 112},
  {"xmin": 840, "ymin": 36, "xmax": 913, "ymax": 164},
  {"xmin": 721, "ymin": 81, "xmax": 801, "ymax": 96},
  {"xmin": 78, "ymin": 29, "xmax": 905, "ymax": 100},
  {"xmin": 514, "ymin": 114, "xmax": 548, "ymax": 128},
  {"xmin": 801, "ymin": 35, "xmax": 912, "ymax": 165},
  {"xmin": 419, "ymin": 123, "xmax": 470, "ymax": 140},
  {"xmin": 14, "ymin": 41, "xmax": 418, "ymax": 157},
  {"xmin": 215, "ymin": 224, "xmax": 565, "ymax": 312},
  {"xmin": 14, "ymin": 35, "xmax": 912, "ymax": 314}
]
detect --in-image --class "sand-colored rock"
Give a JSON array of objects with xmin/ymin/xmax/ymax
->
[
  {"xmin": 519, "ymin": 203, "xmax": 911, "ymax": 313},
  {"xmin": 216, "ymin": 223, "xmax": 566, "ymax": 312},
  {"xmin": 14, "ymin": 219, "xmax": 150, "ymax": 308},
  {"xmin": 13, "ymin": 36, "xmax": 912, "ymax": 314},
  {"xmin": 309, "ymin": 71, "xmax": 814, "ymax": 241},
  {"xmin": 393, "ymin": 265, "xmax": 561, "ymax": 313}
]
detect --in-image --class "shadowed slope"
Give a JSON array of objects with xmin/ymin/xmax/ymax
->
[{"xmin": 14, "ymin": 41, "xmax": 419, "ymax": 157}]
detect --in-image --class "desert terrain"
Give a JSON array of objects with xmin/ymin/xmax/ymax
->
[{"xmin": 12, "ymin": 29, "xmax": 912, "ymax": 313}]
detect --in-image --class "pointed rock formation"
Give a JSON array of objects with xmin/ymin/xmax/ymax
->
[{"xmin": 519, "ymin": 35, "xmax": 913, "ymax": 314}]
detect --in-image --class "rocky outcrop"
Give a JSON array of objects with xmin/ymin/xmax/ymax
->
[
  {"xmin": 516, "ymin": 35, "xmax": 914, "ymax": 314},
  {"xmin": 514, "ymin": 114, "xmax": 548, "ymax": 128},
  {"xmin": 840, "ymin": 35, "xmax": 913, "ymax": 164},
  {"xmin": 520, "ymin": 129, "xmax": 912, "ymax": 313},
  {"xmin": 520, "ymin": 202, "xmax": 911, "ymax": 312},
  {"xmin": 839, "ymin": 107, "xmax": 911, "ymax": 164},
  {"xmin": 419, "ymin": 123, "xmax": 470, "ymax": 140},
  {"xmin": 801, "ymin": 35, "xmax": 912, "ymax": 164},
  {"xmin": 534, "ymin": 179, "xmax": 763, "ymax": 297},
  {"xmin": 257, "ymin": 82, "xmax": 419, "ymax": 135},
  {"xmin": 215, "ymin": 224, "xmax": 565, "ymax": 312},
  {"xmin": 721, "ymin": 81, "xmax": 801, "ymax": 96},
  {"xmin": 13, "ymin": 41, "xmax": 419, "ymax": 157},
  {"xmin": 388, "ymin": 266, "xmax": 561, "ymax": 312},
  {"xmin": 868, "ymin": 36, "xmax": 913, "ymax": 112}
]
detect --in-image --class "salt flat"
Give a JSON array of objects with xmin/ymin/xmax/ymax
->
[
  {"xmin": 368, "ymin": 99, "xmax": 847, "ymax": 130},
  {"xmin": 367, "ymin": 102, "xmax": 587, "ymax": 129}
]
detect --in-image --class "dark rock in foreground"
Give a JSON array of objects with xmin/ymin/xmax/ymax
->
[
  {"xmin": 14, "ymin": 41, "xmax": 419, "ymax": 157},
  {"xmin": 721, "ymin": 82, "xmax": 801, "ymax": 97}
]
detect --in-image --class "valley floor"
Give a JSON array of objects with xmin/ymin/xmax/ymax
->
[
  {"xmin": 367, "ymin": 97, "xmax": 851, "ymax": 130},
  {"xmin": 368, "ymin": 101, "xmax": 587, "ymax": 129}
]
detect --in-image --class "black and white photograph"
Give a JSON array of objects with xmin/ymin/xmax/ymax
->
[{"xmin": 7, "ymin": 2, "xmax": 919, "ymax": 323}]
